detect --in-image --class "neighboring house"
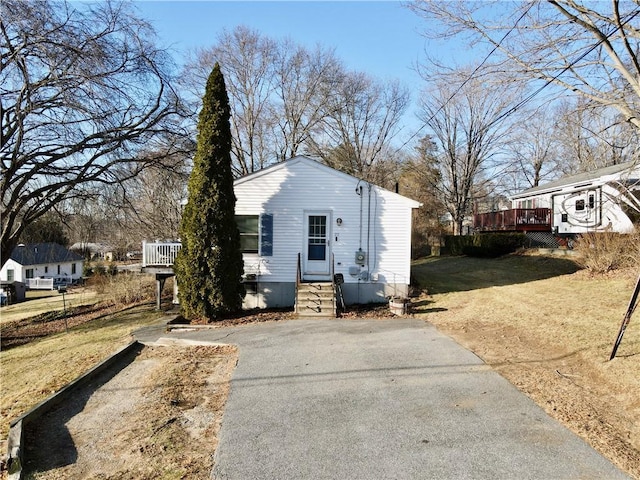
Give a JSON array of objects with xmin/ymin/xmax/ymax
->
[
  {"xmin": 69, "ymin": 242, "xmax": 114, "ymax": 261},
  {"xmin": 0, "ymin": 243, "xmax": 84, "ymax": 289},
  {"xmin": 475, "ymin": 161, "xmax": 640, "ymax": 236},
  {"xmin": 142, "ymin": 156, "xmax": 422, "ymax": 314}
]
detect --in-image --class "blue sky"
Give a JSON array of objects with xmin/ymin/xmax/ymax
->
[
  {"xmin": 136, "ymin": 1, "xmax": 435, "ymax": 90},
  {"xmin": 134, "ymin": 1, "xmax": 466, "ymax": 137}
]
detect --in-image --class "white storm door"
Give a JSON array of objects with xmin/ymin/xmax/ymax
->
[{"xmin": 303, "ymin": 212, "xmax": 331, "ymax": 278}]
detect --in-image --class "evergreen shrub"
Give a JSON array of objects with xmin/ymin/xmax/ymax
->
[{"xmin": 444, "ymin": 233, "xmax": 526, "ymax": 257}]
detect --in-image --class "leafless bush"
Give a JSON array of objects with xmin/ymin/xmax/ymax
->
[
  {"xmin": 93, "ymin": 273, "xmax": 155, "ymax": 308},
  {"xmin": 574, "ymin": 231, "xmax": 640, "ymax": 273}
]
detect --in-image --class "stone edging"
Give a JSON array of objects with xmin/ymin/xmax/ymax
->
[{"xmin": 5, "ymin": 341, "xmax": 144, "ymax": 480}]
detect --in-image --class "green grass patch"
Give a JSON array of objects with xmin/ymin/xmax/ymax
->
[{"xmin": 412, "ymin": 253, "xmax": 581, "ymax": 294}]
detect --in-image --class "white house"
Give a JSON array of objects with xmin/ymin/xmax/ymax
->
[
  {"xmin": 511, "ymin": 161, "xmax": 640, "ymax": 235},
  {"xmin": 233, "ymin": 156, "xmax": 421, "ymax": 309},
  {"xmin": 474, "ymin": 161, "xmax": 640, "ymax": 236},
  {"xmin": 0, "ymin": 243, "xmax": 84, "ymax": 289}
]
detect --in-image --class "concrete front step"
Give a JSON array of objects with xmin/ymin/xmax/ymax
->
[{"xmin": 296, "ymin": 282, "xmax": 335, "ymax": 317}]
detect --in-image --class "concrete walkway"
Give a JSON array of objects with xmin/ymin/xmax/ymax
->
[{"xmin": 137, "ymin": 318, "xmax": 630, "ymax": 480}]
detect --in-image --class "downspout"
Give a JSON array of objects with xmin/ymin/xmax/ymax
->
[
  {"xmin": 357, "ymin": 183, "xmax": 363, "ymax": 250},
  {"xmin": 367, "ymin": 183, "xmax": 372, "ymax": 276}
]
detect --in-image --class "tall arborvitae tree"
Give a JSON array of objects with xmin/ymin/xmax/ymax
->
[{"xmin": 174, "ymin": 63, "xmax": 244, "ymax": 320}]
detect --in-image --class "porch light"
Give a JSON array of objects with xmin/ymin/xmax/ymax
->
[{"xmin": 336, "ymin": 218, "xmax": 343, "ymax": 226}]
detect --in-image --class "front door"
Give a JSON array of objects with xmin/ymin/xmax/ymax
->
[{"xmin": 303, "ymin": 212, "xmax": 331, "ymax": 280}]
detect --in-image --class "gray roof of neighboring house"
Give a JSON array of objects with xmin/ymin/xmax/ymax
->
[
  {"xmin": 10, "ymin": 243, "xmax": 84, "ymax": 266},
  {"xmin": 512, "ymin": 161, "xmax": 639, "ymax": 198}
]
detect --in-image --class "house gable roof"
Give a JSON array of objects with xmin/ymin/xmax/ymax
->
[
  {"xmin": 234, "ymin": 155, "xmax": 421, "ymax": 208},
  {"xmin": 10, "ymin": 243, "xmax": 84, "ymax": 266},
  {"xmin": 512, "ymin": 161, "xmax": 640, "ymax": 199}
]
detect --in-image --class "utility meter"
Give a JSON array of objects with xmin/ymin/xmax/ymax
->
[{"xmin": 355, "ymin": 249, "xmax": 367, "ymax": 266}]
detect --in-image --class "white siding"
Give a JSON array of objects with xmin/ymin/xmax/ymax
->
[
  {"xmin": 0, "ymin": 259, "xmax": 83, "ymax": 283},
  {"xmin": 234, "ymin": 157, "xmax": 419, "ymax": 287},
  {"xmin": 0, "ymin": 259, "xmax": 23, "ymax": 282}
]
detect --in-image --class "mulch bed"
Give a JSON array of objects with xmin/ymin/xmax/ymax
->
[{"xmin": 169, "ymin": 302, "xmax": 398, "ymax": 328}]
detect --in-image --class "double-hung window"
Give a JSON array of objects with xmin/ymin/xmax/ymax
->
[{"xmin": 235, "ymin": 214, "xmax": 273, "ymax": 256}]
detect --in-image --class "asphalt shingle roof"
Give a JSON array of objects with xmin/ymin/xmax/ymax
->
[
  {"xmin": 513, "ymin": 161, "xmax": 639, "ymax": 198},
  {"xmin": 10, "ymin": 243, "xmax": 84, "ymax": 266}
]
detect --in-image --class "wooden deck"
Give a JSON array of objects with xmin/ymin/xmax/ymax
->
[
  {"xmin": 141, "ymin": 241, "xmax": 181, "ymax": 268},
  {"xmin": 474, "ymin": 208, "xmax": 552, "ymax": 233}
]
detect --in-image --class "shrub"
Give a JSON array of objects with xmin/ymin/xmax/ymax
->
[
  {"xmin": 93, "ymin": 272, "xmax": 155, "ymax": 307},
  {"xmin": 444, "ymin": 233, "xmax": 527, "ymax": 257},
  {"xmin": 574, "ymin": 231, "xmax": 640, "ymax": 273},
  {"xmin": 107, "ymin": 262, "xmax": 118, "ymax": 276}
]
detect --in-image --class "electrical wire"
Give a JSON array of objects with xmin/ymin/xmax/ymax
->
[
  {"xmin": 486, "ymin": 7, "xmax": 640, "ymax": 131},
  {"xmin": 393, "ymin": 2, "xmax": 535, "ymax": 154},
  {"xmin": 398, "ymin": 3, "xmax": 640, "ymax": 153}
]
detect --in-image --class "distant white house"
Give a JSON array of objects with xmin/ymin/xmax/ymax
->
[
  {"xmin": 0, "ymin": 243, "xmax": 84, "ymax": 289},
  {"xmin": 69, "ymin": 242, "xmax": 114, "ymax": 261},
  {"xmin": 233, "ymin": 156, "xmax": 421, "ymax": 308},
  {"xmin": 475, "ymin": 161, "xmax": 640, "ymax": 236}
]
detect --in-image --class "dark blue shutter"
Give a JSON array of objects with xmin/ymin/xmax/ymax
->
[{"xmin": 260, "ymin": 214, "xmax": 273, "ymax": 256}]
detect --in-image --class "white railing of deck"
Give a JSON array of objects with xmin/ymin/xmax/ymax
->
[
  {"xmin": 142, "ymin": 241, "xmax": 182, "ymax": 267},
  {"xmin": 26, "ymin": 278, "xmax": 54, "ymax": 290}
]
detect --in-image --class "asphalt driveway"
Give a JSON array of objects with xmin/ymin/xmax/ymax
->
[{"xmin": 137, "ymin": 318, "xmax": 629, "ymax": 479}]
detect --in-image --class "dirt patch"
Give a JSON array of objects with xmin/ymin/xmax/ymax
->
[
  {"xmin": 168, "ymin": 302, "xmax": 394, "ymax": 327},
  {"xmin": 23, "ymin": 344, "xmax": 237, "ymax": 480}
]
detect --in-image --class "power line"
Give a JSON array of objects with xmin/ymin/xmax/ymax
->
[
  {"xmin": 486, "ymin": 7, "xmax": 640, "ymax": 130},
  {"xmin": 394, "ymin": 3, "xmax": 535, "ymax": 154},
  {"xmin": 399, "ymin": 3, "xmax": 640, "ymax": 153}
]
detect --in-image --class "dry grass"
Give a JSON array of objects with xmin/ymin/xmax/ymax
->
[
  {"xmin": 90, "ymin": 273, "xmax": 156, "ymax": 308},
  {"xmin": 0, "ymin": 288, "xmax": 104, "ymax": 325},
  {"xmin": 573, "ymin": 230, "xmax": 640, "ymax": 273},
  {"xmin": 412, "ymin": 254, "xmax": 640, "ymax": 478},
  {"xmin": 23, "ymin": 345, "xmax": 238, "ymax": 480},
  {"xmin": 0, "ymin": 305, "xmax": 169, "ymax": 440}
]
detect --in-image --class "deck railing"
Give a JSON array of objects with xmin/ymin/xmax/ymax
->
[
  {"xmin": 26, "ymin": 278, "xmax": 54, "ymax": 290},
  {"xmin": 474, "ymin": 208, "xmax": 552, "ymax": 232},
  {"xmin": 142, "ymin": 241, "xmax": 182, "ymax": 267}
]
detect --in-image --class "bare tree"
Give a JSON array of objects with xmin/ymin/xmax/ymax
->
[
  {"xmin": 271, "ymin": 40, "xmax": 343, "ymax": 162},
  {"xmin": 418, "ymin": 71, "xmax": 517, "ymax": 235},
  {"xmin": 183, "ymin": 26, "xmax": 277, "ymax": 176},
  {"xmin": 183, "ymin": 26, "xmax": 410, "ymax": 180},
  {"xmin": 0, "ymin": 0, "xmax": 187, "ymax": 267},
  {"xmin": 125, "ymin": 150, "xmax": 190, "ymax": 241},
  {"xmin": 503, "ymin": 108, "xmax": 559, "ymax": 193},
  {"xmin": 311, "ymin": 72, "xmax": 410, "ymax": 179},
  {"xmin": 552, "ymin": 99, "xmax": 640, "ymax": 174},
  {"xmin": 399, "ymin": 137, "xmax": 447, "ymax": 255},
  {"xmin": 408, "ymin": 0, "xmax": 640, "ymax": 131}
]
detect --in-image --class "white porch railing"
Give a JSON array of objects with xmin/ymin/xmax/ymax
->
[
  {"xmin": 26, "ymin": 278, "xmax": 54, "ymax": 290},
  {"xmin": 142, "ymin": 241, "xmax": 182, "ymax": 267}
]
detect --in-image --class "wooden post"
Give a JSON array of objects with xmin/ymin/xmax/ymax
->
[{"xmin": 156, "ymin": 275, "xmax": 166, "ymax": 311}]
